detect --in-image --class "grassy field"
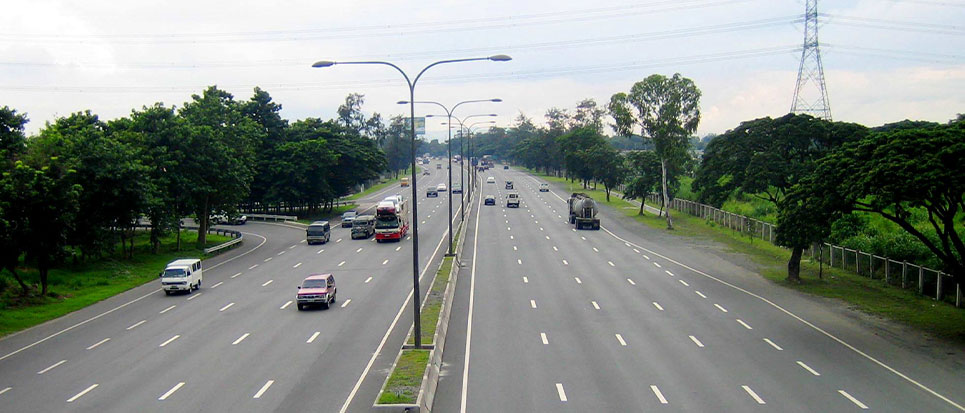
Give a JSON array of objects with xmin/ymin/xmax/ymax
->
[
  {"xmin": 529, "ymin": 170, "xmax": 965, "ymax": 342},
  {"xmin": 0, "ymin": 230, "xmax": 232, "ymax": 337},
  {"xmin": 377, "ymin": 349, "xmax": 429, "ymax": 405},
  {"xmin": 295, "ymin": 175, "xmax": 407, "ymax": 225}
]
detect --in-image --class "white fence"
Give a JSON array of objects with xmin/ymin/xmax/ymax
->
[{"xmin": 646, "ymin": 194, "xmax": 962, "ymax": 308}]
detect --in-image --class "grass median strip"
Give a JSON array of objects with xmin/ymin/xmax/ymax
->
[{"xmin": 377, "ymin": 349, "xmax": 430, "ymax": 405}]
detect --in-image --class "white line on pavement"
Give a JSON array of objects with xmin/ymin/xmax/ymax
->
[
  {"xmin": 580, "ymin": 236, "xmax": 586, "ymax": 241},
  {"xmin": 742, "ymin": 385, "xmax": 765, "ymax": 404},
  {"xmin": 552, "ymin": 246, "xmax": 558, "ymax": 251},
  {"xmin": 253, "ymin": 380, "xmax": 274, "ymax": 399},
  {"xmin": 523, "ymin": 276, "xmax": 529, "ymax": 283},
  {"xmin": 280, "ymin": 301, "xmax": 292, "ymax": 310},
  {"xmin": 262, "ymin": 280, "xmax": 273, "ymax": 287},
  {"xmin": 158, "ymin": 382, "xmax": 185, "ymax": 400},
  {"xmin": 530, "ymin": 300, "xmax": 537, "ymax": 309},
  {"xmin": 839, "ymin": 390, "xmax": 869, "ymax": 409},
  {"xmin": 608, "ymin": 261, "xmax": 615, "ymax": 267},
  {"xmin": 714, "ymin": 304, "xmax": 728, "ymax": 313},
  {"xmin": 338, "ymin": 261, "xmax": 346, "ymax": 267},
  {"xmin": 67, "ymin": 384, "xmax": 98, "ymax": 403},
  {"xmin": 593, "ymin": 247, "xmax": 599, "ymax": 252},
  {"xmin": 187, "ymin": 292, "xmax": 202, "ymax": 301},
  {"xmin": 126, "ymin": 320, "xmax": 146, "ymax": 330},
  {"xmin": 395, "ymin": 246, "xmax": 401, "ymax": 251},
  {"xmin": 160, "ymin": 305, "xmax": 176, "ymax": 314},
  {"xmin": 86, "ymin": 338, "xmax": 110, "ymax": 350},
  {"xmin": 365, "ymin": 277, "xmax": 373, "ymax": 283},
  {"xmin": 37, "ymin": 360, "xmax": 67, "ymax": 374},
  {"xmin": 737, "ymin": 319, "xmax": 753, "ymax": 329},
  {"xmin": 510, "ymin": 235, "xmax": 514, "ymax": 240},
  {"xmin": 556, "ymin": 383, "xmax": 568, "ymax": 402},
  {"xmin": 513, "ymin": 246, "xmax": 517, "ymax": 251},
  {"xmin": 159, "ymin": 335, "xmax": 180, "ymax": 347},
  {"xmin": 307, "ymin": 332, "xmax": 320, "ymax": 343},
  {"xmin": 0, "ymin": 387, "xmax": 10, "ymax": 396},
  {"xmin": 211, "ymin": 281, "xmax": 224, "ymax": 289},
  {"xmin": 289, "ymin": 245, "xmax": 297, "ymax": 249},
  {"xmin": 541, "ymin": 333, "xmax": 548, "ymax": 345},
  {"xmin": 679, "ymin": 280, "xmax": 690, "ymax": 287},
  {"xmin": 316, "ymin": 249, "xmax": 324, "ymax": 254},
  {"xmin": 336, "ymin": 238, "xmax": 342, "ymax": 243},
  {"xmin": 277, "ymin": 251, "xmax": 285, "ymax": 256},
  {"xmin": 562, "ymin": 259, "xmax": 568, "ymax": 265},
  {"xmin": 382, "ymin": 259, "xmax": 389, "ymax": 265},
  {"xmin": 633, "ymin": 249, "xmax": 640, "ymax": 253},
  {"xmin": 249, "ymin": 264, "xmax": 259, "ymax": 270},
  {"xmin": 293, "ymin": 263, "xmax": 302, "ymax": 268},
  {"xmin": 653, "ymin": 302, "xmax": 664, "ymax": 311},
  {"xmin": 232, "ymin": 333, "xmax": 250, "ymax": 345},
  {"xmin": 653, "ymin": 262, "xmax": 660, "ymax": 267},
  {"xmin": 220, "ymin": 303, "xmax": 235, "ymax": 311},
  {"xmin": 264, "ymin": 257, "xmax": 272, "ymax": 262},
  {"xmin": 574, "ymin": 277, "xmax": 582, "ymax": 284},
  {"xmin": 665, "ymin": 270, "xmax": 674, "ymax": 276},
  {"xmin": 651, "ymin": 385, "xmax": 668, "ymax": 404},
  {"xmin": 231, "ymin": 272, "xmax": 241, "ymax": 278},
  {"xmin": 591, "ymin": 301, "xmax": 600, "ymax": 310},
  {"xmin": 341, "ymin": 299, "xmax": 352, "ymax": 308},
  {"xmin": 695, "ymin": 291, "xmax": 707, "ymax": 298},
  {"xmin": 763, "ymin": 338, "xmax": 784, "ymax": 351},
  {"xmin": 627, "ymin": 278, "xmax": 636, "ymax": 285},
  {"xmin": 615, "ymin": 334, "xmax": 627, "ymax": 346},
  {"xmin": 689, "ymin": 335, "xmax": 705, "ymax": 348},
  {"xmin": 797, "ymin": 361, "xmax": 821, "ymax": 376}
]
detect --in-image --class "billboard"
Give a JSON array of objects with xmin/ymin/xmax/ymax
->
[{"xmin": 404, "ymin": 117, "xmax": 426, "ymax": 135}]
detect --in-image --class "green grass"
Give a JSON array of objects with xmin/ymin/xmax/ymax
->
[
  {"xmin": 377, "ymin": 349, "xmax": 430, "ymax": 405},
  {"xmin": 0, "ymin": 230, "xmax": 232, "ymax": 337},
  {"xmin": 342, "ymin": 176, "xmax": 401, "ymax": 201},
  {"xmin": 408, "ymin": 255, "xmax": 454, "ymax": 346},
  {"xmin": 527, "ymin": 169, "xmax": 965, "ymax": 342},
  {"xmin": 296, "ymin": 204, "xmax": 359, "ymax": 225}
]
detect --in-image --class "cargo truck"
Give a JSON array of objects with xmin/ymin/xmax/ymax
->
[{"xmin": 568, "ymin": 193, "xmax": 600, "ymax": 230}]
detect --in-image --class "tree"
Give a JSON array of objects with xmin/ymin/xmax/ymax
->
[
  {"xmin": 610, "ymin": 73, "xmax": 701, "ymax": 229},
  {"xmin": 572, "ymin": 98, "xmax": 607, "ymax": 133},
  {"xmin": 557, "ymin": 127, "xmax": 607, "ymax": 188},
  {"xmin": 622, "ymin": 151, "xmax": 661, "ymax": 214},
  {"xmin": 242, "ymin": 87, "xmax": 289, "ymax": 211},
  {"xmin": 1, "ymin": 106, "xmax": 28, "ymax": 166},
  {"xmin": 587, "ymin": 145, "xmax": 627, "ymax": 202}
]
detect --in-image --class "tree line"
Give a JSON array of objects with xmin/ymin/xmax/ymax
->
[{"xmin": 0, "ymin": 87, "xmax": 388, "ymax": 296}]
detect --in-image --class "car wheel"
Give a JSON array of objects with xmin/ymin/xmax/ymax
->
[
  {"xmin": 164, "ymin": 290, "xmax": 171, "ymax": 296},
  {"xmin": 322, "ymin": 301, "xmax": 330, "ymax": 309},
  {"xmin": 297, "ymin": 304, "xmax": 304, "ymax": 311},
  {"xmin": 331, "ymin": 293, "xmax": 336, "ymax": 303}
]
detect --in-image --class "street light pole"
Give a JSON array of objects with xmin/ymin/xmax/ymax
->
[
  {"xmin": 312, "ymin": 55, "xmax": 511, "ymax": 349},
  {"xmin": 443, "ymin": 114, "xmax": 497, "ymax": 224}
]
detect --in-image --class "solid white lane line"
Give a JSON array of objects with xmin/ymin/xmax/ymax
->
[
  {"xmin": 679, "ymin": 280, "xmax": 690, "ymax": 287},
  {"xmin": 264, "ymin": 257, "xmax": 272, "ymax": 262},
  {"xmin": 382, "ymin": 259, "xmax": 389, "ymax": 265},
  {"xmin": 232, "ymin": 333, "xmax": 250, "ymax": 345},
  {"xmin": 591, "ymin": 301, "xmax": 600, "ymax": 310},
  {"xmin": 839, "ymin": 390, "xmax": 869, "ymax": 409},
  {"xmin": 665, "ymin": 270, "xmax": 674, "ymax": 276},
  {"xmin": 797, "ymin": 361, "xmax": 821, "ymax": 376},
  {"xmin": 695, "ymin": 291, "xmax": 707, "ymax": 299},
  {"xmin": 653, "ymin": 302, "xmax": 664, "ymax": 311},
  {"xmin": 86, "ymin": 338, "xmax": 110, "ymax": 350},
  {"xmin": 763, "ymin": 338, "xmax": 784, "ymax": 351},
  {"xmin": 689, "ymin": 335, "xmax": 705, "ymax": 348},
  {"xmin": 316, "ymin": 249, "xmax": 324, "ymax": 254},
  {"xmin": 395, "ymin": 246, "xmax": 402, "ymax": 251},
  {"xmin": 574, "ymin": 277, "xmax": 582, "ymax": 284},
  {"xmin": 628, "ymin": 278, "xmax": 636, "ymax": 285},
  {"xmin": 742, "ymin": 385, "xmax": 765, "ymax": 404},
  {"xmin": 0, "ymin": 387, "xmax": 10, "ymax": 396},
  {"xmin": 338, "ymin": 261, "xmax": 346, "ymax": 267},
  {"xmin": 592, "ymin": 247, "xmax": 599, "ymax": 252},
  {"xmin": 541, "ymin": 333, "xmax": 549, "ymax": 345},
  {"xmin": 530, "ymin": 300, "xmax": 537, "ymax": 309},
  {"xmin": 249, "ymin": 264, "xmax": 259, "ymax": 270},
  {"xmin": 126, "ymin": 320, "xmax": 146, "ymax": 330},
  {"xmin": 211, "ymin": 281, "xmax": 224, "ymax": 289},
  {"xmin": 552, "ymin": 246, "xmax": 558, "ymax": 251},
  {"xmin": 523, "ymin": 276, "xmax": 529, "ymax": 283},
  {"xmin": 651, "ymin": 385, "xmax": 668, "ymax": 404},
  {"xmin": 37, "ymin": 360, "xmax": 67, "ymax": 374},
  {"xmin": 556, "ymin": 383, "xmax": 568, "ymax": 402},
  {"xmin": 280, "ymin": 300, "xmax": 292, "ymax": 310},
  {"xmin": 615, "ymin": 334, "xmax": 627, "ymax": 346},
  {"xmin": 186, "ymin": 292, "xmax": 202, "ymax": 301},
  {"xmin": 307, "ymin": 332, "xmax": 321, "ymax": 343},
  {"xmin": 341, "ymin": 299, "xmax": 352, "ymax": 308},
  {"xmin": 562, "ymin": 259, "xmax": 569, "ymax": 265},
  {"xmin": 159, "ymin": 335, "xmax": 180, "ymax": 347},
  {"xmin": 67, "ymin": 384, "xmax": 98, "ymax": 402},
  {"xmin": 220, "ymin": 302, "xmax": 235, "ymax": 311},
  {"xmin": 293, "ymin": 263, "xmax": 302, "ymax": 268},
  {"xmin": 159, "ymin": 382, "xmax": 185, "ymax": 400},
  {"xmin": 365, "ymin": 277, "xmax": 373, "ymax": 283},
  {"xmin": 159, "ymin": 305, "xmax": 176, "ymax": 314},
  {"xmin": 253, "ymin": 380, "xmax": 274, "ymax": 399},
  {"xmin": 737, "ymin": 319, "xmax": 753, "ymax": 329},
  {"xmin": 714, "ymin": 304, "xmax": 728, "ymax": 313},
  {"xmin": 231, "ymin": 272, "xmax": 242, "ymax": 278}
]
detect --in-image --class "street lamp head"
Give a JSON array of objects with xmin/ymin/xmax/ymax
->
[
  {"xmin": 491, "ymin": 98, "xmax": 503, "ymax": 102},
  {"xmin": 397, "ymin": 100, "xmax": 409, "ymax": 104},
  {"xmin": 426, "ymin": 114, "xmax": 438, "ymax": 118},
  {"xmin": 487, "ymin": 114, "xmax": 498, "ymax": 117},
  {"xmin": 488, "ymin": 54, "xmax": 512, "ymax": 62},
  {"xmin": 311, "ymin": 60, "xmax": 336, "ymax": 68}
]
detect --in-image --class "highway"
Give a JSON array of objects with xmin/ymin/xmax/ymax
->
[
  {"xmin": 0, "ymin": 162, "xmax": 465, "ymax": 412},
  {"xmin": 434, "ymin": 165, "xmax": 965, "ymax": 412}
]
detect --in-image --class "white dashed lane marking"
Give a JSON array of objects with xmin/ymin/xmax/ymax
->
[
  {"xmin": 763, "ymin": 338, "xmax": 784, "ymax": 351},
  {"xmin": 126, "ymin": 320, "xmax": 146, "ymax": 330},
  {"xmin": 37, "ymin": 360, "xmax": 67, "ymax": 374},
  {"xmin": 615, "ymin": 334, "xmax": 627, "ymax": 346},
  {"xmin": 307, "ymin": 332, "xmax": 320, "ymax": 343},
  {"xmin": 86, "ymin": 338, "xmax": 110, "ymax": 350},
  {"xmin": 797, "ymin": 361, "xmax": 821, "ymax": 376},
  {"xmin": 591, "ymin": 301, "xmax": 600, "ymax": 310},
  {"xmin": 653, "ymin": 302, "xmax": 664, "ymax": 311},
  {"xmin": 158, "ymin": 382, "xmax": 185, "ymax": 401},
  {"xmin": 66, "ymin": 384, "xmax": 98, "ymax": 403},
  {"xmin": 253, "ymin": 380, "xmax": 275, "ymax": 399},
  {"xmin": 689, "ymin": 335, "xmax": 705, "ymax": 348},
  {"xmin": 556, "ymin": 383, "xmax": 568, "ymax": 402},
  {"xmin": 232, "ymin": 333, "xmax": 250, "ymax": 345},
  {"xmin": 651, "ymin": 385, "xmax": 668, "ymax": 404},
  {"xmin": 262, "ymin": 280, "xmax": 274, "ymax": 287},
  {"xmin": 839, "ymin": 390, "xmax": 869, "ymax": 409},
  {"xmin": 211, "ymin": 281, "xmax": 224, "ymax": 289},
  {"xmin": 341, "ymin": 299, "xmax": 352, "ymax": 308},
  {"xmin": 220, "ymin": 302, "xmax": 235, "ymax": 311},
  {"xmin": 280, "ymin": 301, "xmax": 292, "ymax": 310},
  {"xmin": 159, "ymin": 335, "xmax": 180, "ymax": 347},
  {"xmin": 695, "ymin": 291, "xmax": 706, "ymax": 299},
  {"xmin": 523, "ymin": 276, "xmax": 529, "ymax": 283},
  {"xmin": 737, "ymin": 319, "xmax": 753, "ymax": 330},
  {"xmin": 159, "ymin": 305, "xmax": 176, "ymax": 314},
  {"xmin": 742, "ymin": 385, "xmax": 765, "ymax": 405},
  {"xmin": 574, "ymin": 277, "xmax": 582, "ymax": 284},
  {"xmin": 714, "ymin": 304, "xmax": 728, "ymax": 313},
  {"xmin": 627, "ymin": 278, "xmax": 636, "ymax": 285},
  {"xmin": 530, "ymin": 300, "xmax": 537, "ymax": 309},
  {"xmin": 541, "ymin": 332, "xmax": 549, "ymax": 344}
]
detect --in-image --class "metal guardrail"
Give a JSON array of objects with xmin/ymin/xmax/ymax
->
[{"xmin": 243, "ymin": 213, "xmax": 298, "ymax": 222}]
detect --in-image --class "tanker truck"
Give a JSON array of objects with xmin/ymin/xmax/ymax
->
[{"xmin": 568, "ymin": 193, "xmax": 600, "ymax": 230}]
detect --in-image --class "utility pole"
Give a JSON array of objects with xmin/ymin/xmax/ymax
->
[{"xmin": 791, "ymin": 0, "xmax": 831, "ymax": 120}]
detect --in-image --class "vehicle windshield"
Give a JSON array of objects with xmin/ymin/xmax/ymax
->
[
  {"xmin": 343, "ymin": 212, "xmax": 356, "ymax": 218},
  {"xmin": 163, "ymin": 268, "xmax": 186, "ymax": 278},
  {"xmin": 307, "ymin": 226, "xmax": 326, "ymax": 235},
  {"xmin": 353, "ymin": 219, "xmax": 370, "ymax": 227},
  {"xmin": 301, "ymin": 279, "xmax": 326, "ymax": 288},
  {"xmin": 376, "ymin": 216, "xmax": 399, "ymax": 229}
]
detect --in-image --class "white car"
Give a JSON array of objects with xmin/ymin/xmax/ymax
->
[
  {"xmin": 436, "ymin": 183, "xmax": 447, "ymax": 192},
  {"xmin": 486, "ymin": 176, "xmax": 495, "ymax": 184},
  {"xmin": 539, "ymin": 183, "xmax": 549, "ymax": 192}
]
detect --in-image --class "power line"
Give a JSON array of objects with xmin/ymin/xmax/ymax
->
[{"xmin": 823, "ymin": 13, "xmax": 965, "ymax": 36}]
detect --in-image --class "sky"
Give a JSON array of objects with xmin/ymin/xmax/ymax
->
[{"xmin": 2, "ymin": 0, "xmax": 963, "ymax": 141}]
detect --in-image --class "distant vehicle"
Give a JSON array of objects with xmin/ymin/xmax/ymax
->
[
  {"xmin": 423, "ymin": 169, "xmax": 430, "ymax": 175},
  {"xmin": 484, "ymin": 195, "xmax": 496, "ymax": 206},
  {"xmin": 376, "ymin": 198, "xmax": 408, "ymax": 242},
  {"xmin": 568, "ymin": 193, "xmax": 601, "ymax": 230},
  {"xmin": 341, "ymin": 210, "xmax": 358, "ymax": 228},
  {"xmin": 423, "ymin": 159, "xmax": 430, "ymax": 165},
  {"xmin": 306, "ymin": 221, "xmax": 331, "ymax": 244},
  {"xmin": 505, "ymin": 180, "xmax": 513, "ymax": 190},
  {"xmin": 506, "ymin": 192, "xmax": 520, "ymax": 208},
  {"xmin": 401, "ymin": 177, "xmax": 409, "ymax": 187},
  {"xmin": 427, "ymin": 187, "xmax": 438, "ymax": 197},
  {"xmin": 160, "ymin": 258, "xmax": 203, "ymax": 295},
  {"xmin": 296, "ymin": 274, "xmax": 337, "ymax": 310},
  {"xmin": 436, "ymin": 183, "xmax": 447, "ymax": 192},
  {"xmin": 351, "ymin": 215, "xmax": 376, "ymax": 239},
  {"xmin": 487, "ymin": 176, "xmax": 495, "ymax": 184},
  {"xmin": 503, "ymin": 165, "xmax": 509, "ymax": 170},
  {"xmin": 436, "ymin": 163, "xmax": 442, "ymax": 169},
  {"xmin": 539, "ymin": 183, "xmax": 549, "ymax": 192},
  {"xmin": 451, "ymin": 184, "xmax": 462, "ymax": 194}
]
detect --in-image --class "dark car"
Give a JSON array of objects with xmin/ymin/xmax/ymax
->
[
  {"xmin": 427, "ymin": 188, "xmax": 438, "ymax": 197},
  {"xmin": 503, "ymin": 165, "xmax": 509, "ymax": 170},
  {"xmin": 484, "ymin": 195, "xmax": 496, "ymax": 206},
  {"xmin": 505, "ymin": 180, "xmax": 513, "ymax": 190},
  {"xmin": 451, "ymin": 185, "xmax": 462, "ymax": 194},
  {"xmin": 341, "ymin": 210, "xmax": 358, "ymax": 228},
  {"xmin": 351, "ymin": 215, "xmax": 376, "ymax": 239}
]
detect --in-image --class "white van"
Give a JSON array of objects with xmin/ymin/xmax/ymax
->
[{"xmin": 160, "ymin": 258, "xmax": 203, "ymax": 295}]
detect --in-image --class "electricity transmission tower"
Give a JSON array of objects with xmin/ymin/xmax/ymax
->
[{"xmin": 791, "ymin": 0, "xmax": 832, "ymax": 120}]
